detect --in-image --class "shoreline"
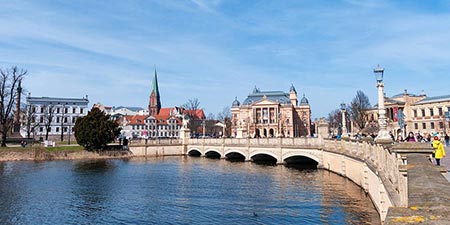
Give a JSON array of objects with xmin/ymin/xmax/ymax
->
[{"xmin": 0, "ymin": 148, "xmax": 132, "ymax": 162}]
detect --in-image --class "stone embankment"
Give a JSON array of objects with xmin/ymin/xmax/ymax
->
[{"xmin": 0, "ymin": 148, "xmax": 131, "ymax": 162}]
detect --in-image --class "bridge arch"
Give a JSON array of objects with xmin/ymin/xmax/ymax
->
[
  {"xmin": 250, "ymin": 150, "xmax": 280, "ymax": 164},
  {"xmin": 204, "ymin": 149, "xmax": 222, "ymax": 159},
  {"xmin": 282, "ymin": 151, "xmax": 322, "ymax": 165},
  {"xmin": 187, "ymin": 148, "xmax": 202, "ymax": 156},
  {"xmin": 224, "ymin": 149, "xmax": 247, "ymax": 161}
]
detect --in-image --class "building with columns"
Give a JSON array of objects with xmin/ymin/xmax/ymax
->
[
  {"xmin": 231, "ymin": 85, "xmax": 311, "ymax": 138},
  {"xmin": 365, "ymin": 90, "xmax": 450, "ymax": 138}
]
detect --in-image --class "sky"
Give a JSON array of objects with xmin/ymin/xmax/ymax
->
[{"xmin": 2, "ymin": 0, "xmax": 450, "ymax": 119}]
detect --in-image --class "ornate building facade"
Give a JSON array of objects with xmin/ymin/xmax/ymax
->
[
  {"xmin": 365, "ymin": 90, "xmax": 450, "ymax": 138},
  {"xmin": 231, "ymin": 85, "xmax": 311, "ymax": 138}
]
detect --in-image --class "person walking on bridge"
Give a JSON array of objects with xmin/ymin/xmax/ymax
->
[{"xmin": 432, "ymin": 136, "xmax": 446, "ymax": 166}]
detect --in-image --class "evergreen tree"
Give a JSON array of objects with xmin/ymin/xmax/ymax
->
[{"xmin": 74, "ymin": 108, "xmax": 120, "ymax": 151}]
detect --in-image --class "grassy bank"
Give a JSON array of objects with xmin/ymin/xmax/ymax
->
[{"xmin": 0, "ymin": 145, "xmax": 84, "ymax": 152}]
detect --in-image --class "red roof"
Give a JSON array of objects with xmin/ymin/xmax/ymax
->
[
  {"xmin": 124, "ymin": 115, "xmax": 148, "ymax": 125},
  {"xmin": 184, "ymin": 109, "xmax": 206, "ymax": 119}
]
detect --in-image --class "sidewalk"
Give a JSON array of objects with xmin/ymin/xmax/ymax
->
[{"xmin": 442, "ymin": 147, "xmax": 450, "ymax": 182}]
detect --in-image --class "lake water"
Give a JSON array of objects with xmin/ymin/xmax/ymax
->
[{"xmin": 0, "ymin": 157, "xmax": 380, "ymax": 224}]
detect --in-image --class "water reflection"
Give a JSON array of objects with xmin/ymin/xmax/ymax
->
[
  {"xmin": 73, "ymin": 160, "xmax": 116, "ymax": 173},
  {"xmin": 0, "ymin": 157, "xmax": 380, "ymax": 224}
]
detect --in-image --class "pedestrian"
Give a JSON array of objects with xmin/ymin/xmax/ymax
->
[
  {"xmin": 445, "ymin": 133, "xmax": 449, "ymax": 147},
  {"xmin": 432, "ymin": 136, "xmax": 446, "ymax": 166},
  {"xmin": 389, "ymin": 131, "xmax": 395, "ymax": 142},
  {"xmin": 404, "ymin": 132, "xmax": 416, "ymax": 142}
]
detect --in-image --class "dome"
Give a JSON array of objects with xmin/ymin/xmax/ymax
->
[
  {"xmin": 232, "ymin": 97, "xmax": 240, "ymax": 107},
  {"xmin": 300, "ymin": 94, "xmax": 309, "ymax": 106}
]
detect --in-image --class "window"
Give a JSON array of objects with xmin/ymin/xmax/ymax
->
[
  {"xmin": 413, "ymin": 110, "xmax": 417, "ymax": 118},
  {"xmin": 414, "ymin": 123, "xmax": 418, "ymax": 129},
  {"xmin": 41, "ymin": 107, "xmax": 44, "ymax": 113},
  {"xmin": 63, "ymin": 127, "xmax": 67, "ymax": 132},
  {"xmin": 422, "ymin": 123, "xmax": 426, "ymax": 129},
  {"xmin": 72, "ymin": 117, "xmax": 76, "ymax": 123},
  {"xmin": 431, "ymin": 122, "xmax": 435, "ymax": 129},
  {"xmin": 64, "ymin": 117, "xmax": 68, "ymax": 123},
  {"xmin": 40, "ymin": 117, "xmax": 44, "ymax": 123},
  {"xmin": 439, "ymin": 108, "xmax": 443, "ymax": 116},
  {"xmin": 73, "ymin": 108, "xmax": 76, "ymax": 114},
  {"xmin": 65, "ymin": 108, "xmax": 68, "ymax": 113},
  {"xmin": 132, "ymin": 125, "xmax": 135, "ymax": 130},
  {"xmin": 32, "ymin": 107, "xmax": 36, "ymax": 113},
  {"xmin": 430, "ymin": 108, "xmax": 434, "ymax": 116},
  {"xmin": 39, "ymin": 127, "xmax": 43, "ymax": 132},
  {"xmin": 56, "ymin": 127, "xmax": 59, "ymax": 132},
  {"xmin": 421, "ymin": 109, "xmax": 426, "ymax": 117},
  {"xmin": 80, "ymin": 108, "xmax": 84, "ymax": 114},
  {"xmin": 439, "ymin": 122, "xmax": 444, "ymax": 129},
  {"xmin": 57, "ymin": 108, "xmax": 60, "ymax": 114},
  {"xmin": 56, "ymin": 117, "xmax": 60, "ymax": 123}
]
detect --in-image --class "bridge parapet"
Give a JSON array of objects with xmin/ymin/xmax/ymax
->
[{"xmin": 189, "ymin": 137, "xmax": 323, "ymax": 148}]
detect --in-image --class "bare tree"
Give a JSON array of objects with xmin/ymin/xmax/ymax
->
[
  {"xmin": 217, "ymin": 106, "xmax": 231, "ymax": 121},
  {"xmin": 182, "ymin": 98, "xmax": 202, "ymax": 133},
  {"xmin": 207, "ymin": 113, "xmax": 215, "ymax": 120},
  {"xmin": 42, "ymin": 104, "xmax": 56, "ymax": 140},
  {"xmin": 25, "ymin": 104, "xmax": 39, "ymax": 138},
  {"xmin": 0, "ymin": 66, "xmax": 26, "ymax": 146},
  {"xmin": 349, "ymin": 90, "xmax": 371, "ymax": 130},
  {"xmin": 217, "ymin": 107, "xmax": 232, "ymax": 137},
  {"xmin": 182, "ymin": 98, "xmax": 201, "ymax": 120},
  {"xmin": 328, "ymin": 109, "xmax": 341, "ymax": 136}
]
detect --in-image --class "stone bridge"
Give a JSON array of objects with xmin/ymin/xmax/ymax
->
[
  {"xmin": 129, "ymin": 137, "xmax": 450, "ymax": 224},
  {"xmin": 188, "ymin": 137, "xmax": 323, "ymax": 165}
]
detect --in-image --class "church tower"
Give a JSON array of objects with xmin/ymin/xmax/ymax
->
[{"xmin": 149, "ymin": 68, "xmax": 161, "ymax": 116}]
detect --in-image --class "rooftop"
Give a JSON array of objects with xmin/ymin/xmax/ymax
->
[{"xmin": 414, "ymin": 94, "xmax": 450, "ymax": 105}]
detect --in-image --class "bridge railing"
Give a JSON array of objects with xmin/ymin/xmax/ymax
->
[
  {"xmin": 322, "ymin": 139, "xmax": 404, "ymax": 206},
  {"xmin": 189, "ymin": 137, "xmax": 323, "ymax": 147},
  {"xmin": 130, "ymin": 138, "xmax": 182, "ymax": 145}
]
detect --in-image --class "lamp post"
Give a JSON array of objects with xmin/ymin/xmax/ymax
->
[
  {"xmin": 340, "ymin": 103, "xmax": 347, "ymax": 137},
  {"xmin": 374, "ymin": 65, "xmax": 392, "ymax": 143},
  {"xmin": 202, "ymin": 120, "xmax": 206, "ymax": 139}
]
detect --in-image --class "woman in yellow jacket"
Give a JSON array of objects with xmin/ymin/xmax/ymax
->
[{"xmin": 432, "ymin": 136, "xmax": 446, "ymax": 166}]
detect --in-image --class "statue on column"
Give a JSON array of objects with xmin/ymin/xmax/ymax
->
[{"xmin": 182, "ymin": 114, "xmax": 190, "ymax": 129}]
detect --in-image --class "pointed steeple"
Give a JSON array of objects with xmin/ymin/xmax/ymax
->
[
  {"xmin": 290, "ymin": 83, "xmax": 297, "ymax": 94},
  {"xmin": 152, "ymin": 65, "xmax": 160, "ymax": 95},
  {"xmin": 149, "ymin": 66, "xmax": 162, "ymax": 116}
]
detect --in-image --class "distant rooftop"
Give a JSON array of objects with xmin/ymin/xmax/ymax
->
[
  {"xmin": 114, "ymin": 106, "xmax": 145, "ymax": 112},
  {"xmin": 414, "ymin": 95, "xmax": 450, "ymax": 105},
  {"xmin": 27, "ymin": 96, "xmax": 89, "ymax": 104}
]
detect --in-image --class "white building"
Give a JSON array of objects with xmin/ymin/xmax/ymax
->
[{"xmin": 26, "ymin": 96, "xmax": 89, "ymax": 141}]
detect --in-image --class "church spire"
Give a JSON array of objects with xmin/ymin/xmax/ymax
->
[
  {"xmin": 152, "ymin": 65, "xmax": 160, "ymax": 95},
  {"xmin": 149, "ymin": 66, "xmax": 161, "ymax": 116}
]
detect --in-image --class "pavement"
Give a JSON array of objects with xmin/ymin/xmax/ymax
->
[
  {"xmin": 385, "ymin": 153, "xmax": 450, "ymax": 225},
  {"xmin": 442, "ymin": 146, "xmax": 450, "ymax": 182}
]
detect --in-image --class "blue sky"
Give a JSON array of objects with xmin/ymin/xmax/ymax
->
[{"xmin": 2, "ymin": 0, "xmax": 450, "ymax": 118}]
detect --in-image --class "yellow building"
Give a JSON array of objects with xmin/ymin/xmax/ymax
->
[{"xmin": 231, "ymin": 85, "xmax": 311, "ymax": 138}]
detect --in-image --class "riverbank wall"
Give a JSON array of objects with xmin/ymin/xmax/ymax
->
[{"xmin": 0, "ymin": 148, "xmax": 131, "ymax": 162}]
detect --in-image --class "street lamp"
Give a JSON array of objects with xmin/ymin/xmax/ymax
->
[
  {"xmin": 373, "ymin": 65, "xmax": 392, "ymax": 143},
  {"xmin": 202, "ymin": 120, "xmax": 206, "ymax": 139},
  {"xmin": 340, "ymin": 103, "xmax": 348, "ymax": 137}
]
